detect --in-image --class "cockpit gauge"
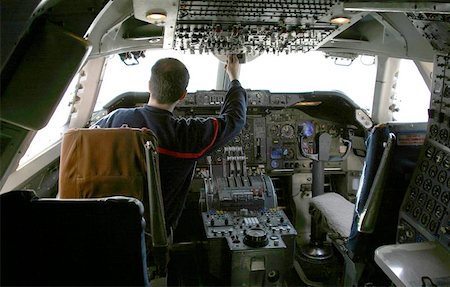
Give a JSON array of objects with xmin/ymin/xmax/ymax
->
[
  {"xmin": 271, "ymin": 160, "xmax": 280, "ymax": 169},
  {"xmin": 281, "ymin": 124, "xmax": 295, "ymax": 139},
  {"xmin": 301, "ymin": 121, "xmax": 314, "ymax": 137},
  {"xmin": 328, "ymin": 125, "xmax": 338, "ymax": 137},
  {"xmin": 270, "ymin": 125, "xmax": 280, "ymax": 136},
  {"xmin": 284, "ymin": 147, "xmax": 295, "ymax": 159}
]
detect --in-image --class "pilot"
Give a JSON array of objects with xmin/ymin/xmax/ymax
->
[{"xmin": 93, "ymin": 54, "xmax": 247, "ymax": 233}]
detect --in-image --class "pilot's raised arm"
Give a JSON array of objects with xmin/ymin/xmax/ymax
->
[{"xmin": 92, "ymin": 55, "xmax": 247, "ymax": 231}]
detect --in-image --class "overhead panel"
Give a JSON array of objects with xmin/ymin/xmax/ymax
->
[
  {"xmin": 174, "ymin": 0, "xmax": 342, "ymax": 57},
  {"xmin": 407, "ymin": 13, "xmax": 450, "ymax": 54}
]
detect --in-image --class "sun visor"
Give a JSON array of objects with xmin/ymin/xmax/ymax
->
[{"xmin": 1, "ymin": 19, "xmax": 91, "ymax": 131}]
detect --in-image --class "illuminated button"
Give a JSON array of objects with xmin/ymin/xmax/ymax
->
[
  {"xmin": 443, "ymin": 155, "xmax": 450, "ymax": 170},
  {"xmin": 415, "ymin": 174, "xmax": 424, "ymax": 186},
  {"xmin": 423, "ymin": 179, "xmax": 433, "ymax": 191},
  {"xmin": 418, "ymin": 193, "xmax": 427, "ymax": 205},
  {"xmin": 432, "ymin": 185, "xmax": 442, "ymax": 199},
  {"xmin": 405, "ymin": 201, "xmax": 414, "ymax": 212},
  {"xmin": 438, "ymin": 171, "xmax": 448, "ymax": 183},
  {"xmin": 409, "ymin": 187, "xmax": 419, "ymax": 200},
  {"xmin": 425, "ymin": 199, "xmax": 435, "ymax": 212},
  {"xmin": 435, "ymin": 205, "xmax": 444, "ymax": 219},
  {"xmin": 428, "ymin": 166, "xmax": 438, "ymax": 178},
  {"xmin": 420, "ymin": 160, "xmax": 430, "ymax": 172},
  {"xmin": 435, "ymin": 151, "xmax": 446, "ymax": 164},
  {"xmin": 425, "ymin": 146, "xmax": 435, "ymax": 159},
  {"xmin": 441, "ymin": 191, "xmax": 450, "ymax": 204}
]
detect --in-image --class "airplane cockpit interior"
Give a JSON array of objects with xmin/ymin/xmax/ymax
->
[{"xmin": 1, "ymin": 1, "xmax": 449, "ymax": 286}]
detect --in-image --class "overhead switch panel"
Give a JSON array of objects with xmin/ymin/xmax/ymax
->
[{"xmin": 174, "ymin": 0, "xmax": 341, "ymax": 56}]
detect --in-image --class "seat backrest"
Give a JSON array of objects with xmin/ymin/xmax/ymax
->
[
  {"xmin": 57, "ymin": 127, "xmax": 169, "ymax": 277},
  {"xmin": 58, "ymin": 127, "xmax": 164, "ymax": 228},
  {"xmin": 58, "ymin": 128, "xmax": 153, "ymax": 201},
  {"xmin": 0, "ymin": 190, "xmax": 149, "ymax": 286},
  {"xmin": 347, "ymin": 123, "xmax": 426, "ymax": 260}
]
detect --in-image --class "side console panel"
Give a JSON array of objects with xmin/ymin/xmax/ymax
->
[{"xmin": 398, "ymin": 54, "xmax": 450, "ymax": 251}]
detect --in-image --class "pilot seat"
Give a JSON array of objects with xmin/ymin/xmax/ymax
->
[
  {"xmin": 301, "ymin": 122, "xmax": 426, "ymax": 285},
  {"xmin": 57, "ymin": 127, "xmax": 169, "ymax": 283},
  {"xmin": 0, "ymin": 189, "xmax": 149, "ymax": 286}
]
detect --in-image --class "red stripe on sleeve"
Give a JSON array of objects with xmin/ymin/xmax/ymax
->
[{"xmin": 157, "ymin": 118, "xmax": 219, "ymax": 159}]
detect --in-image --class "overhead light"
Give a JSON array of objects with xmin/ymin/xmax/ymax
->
[
  {"xmin": 146, "ymin": 10, "xmax": 167, "ymax": 26},
  {"xmin": 330, "ymin": 16, "xmax": 351, "ymax": 25}
]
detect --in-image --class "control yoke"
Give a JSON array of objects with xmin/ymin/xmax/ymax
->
[
  {"xmin": 299, "ymin": 132, "xmax": 352, "ymax": 162},
  {"xmin": 298, "ymin": 132, "xmax": 352, "ymax": 197}
]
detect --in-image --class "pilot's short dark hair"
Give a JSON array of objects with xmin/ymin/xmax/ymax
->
[{"xmin": 149, "ymin": 58, "xmax": 190, "ymax": 104}]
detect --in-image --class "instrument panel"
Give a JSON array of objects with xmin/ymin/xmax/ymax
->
[
  {"xmin": 174, "ymin": 90, "xmax": 367, "ymax": 175},
  {"xmin": 398, "ymin": 54, "xmax": 450, "ymax": 251},
  {"xmin": 97, "ymin": 89, "xmax": 369, "ymax": 177}
]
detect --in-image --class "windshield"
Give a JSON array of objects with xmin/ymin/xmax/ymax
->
[
  {"xmin": 96, "ymin": 50, "xmax": 377, "ymax": 114},
  {"xmin": 96, "ymin": 50, "xmax": 220, "ymax": 111},
  {"xmin": 240, "ymin": 52, "xmax": 377, "ymax": 113}
]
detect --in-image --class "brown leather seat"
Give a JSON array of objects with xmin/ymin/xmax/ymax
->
[
  {"xmin": 58, "ymin": 128, "xmax": 155, "ymax": 203},
  {"xmin": 57, "ymin": 127, "xmax": 169, "ymax": 279}
]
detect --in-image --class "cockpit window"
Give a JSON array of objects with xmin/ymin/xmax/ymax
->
[
  {"xmin": 392, "ymin": 59, "xmax": 430, "ymax": 122},
  {"xmin": 95, "ymin": 50, "xmax": 220, "ymax": 111},
  {"xmin": 240, "ymin": 52, "xmax": 377, "ymax": 114}
]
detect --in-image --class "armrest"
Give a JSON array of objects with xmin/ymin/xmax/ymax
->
[{"xmin": 144, "ymin": 140, "xmax": 168, "ymax": 278}]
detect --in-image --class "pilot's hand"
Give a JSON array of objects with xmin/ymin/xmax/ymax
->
[{"xmin": 225, "ymin": 55, "xmax": 240, "ymax": 81}]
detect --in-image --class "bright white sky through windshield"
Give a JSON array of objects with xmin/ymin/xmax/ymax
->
[
  {"xmin": 240, "ymin": 52, "xmax": 377, "ymax": 112},
  {"xmin": 97, "ymin": 50, "xmax": 377, "ymax": 113},
  {"xmin": 96, "ymin": 50, "xmax": 219, "ymax": 111}
]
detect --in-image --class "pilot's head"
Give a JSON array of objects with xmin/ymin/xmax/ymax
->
[{"xmin": 149, "ymin": 58, "xmax": 190, "ymax": 104}]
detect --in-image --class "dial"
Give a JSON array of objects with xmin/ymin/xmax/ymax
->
[
  {"xmin": 243, "ymin": 228, "xmax": 268, "ymax": 248},
  {"xmin": 270, "ymin": 124, "xmax": 280, "ymax": 136},
  {"xmin": 284, "ymin": 147, "xmax": 295, "ymax": 159},
  {"xmin": 281, "ymin": 124, "xmax": 295, "ymax": 139}
]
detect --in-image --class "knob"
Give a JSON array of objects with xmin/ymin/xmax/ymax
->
[
  {"xmin": 243, "ymin": 228, "xmax": 269, "ymax": 248},
  {"xmin": 267, "ymin": 270, "xmax": 280, "ymax": 283}
]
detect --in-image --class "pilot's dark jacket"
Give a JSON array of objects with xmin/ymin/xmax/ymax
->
[{"xmin": 94, "ymin": 80, "xmax": 247, "ymax": 230}]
